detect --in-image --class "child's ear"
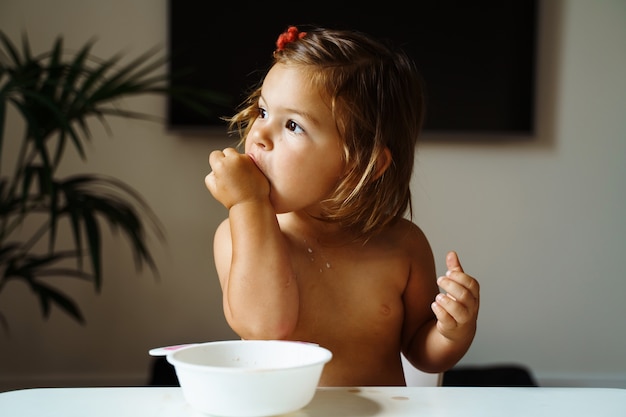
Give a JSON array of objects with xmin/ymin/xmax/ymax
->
[{"xmin": 372, "ymin": 147, "xmax": 392, "ymax": 181}]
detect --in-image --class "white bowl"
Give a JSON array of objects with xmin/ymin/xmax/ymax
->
[{"xmin": 166, "ymin": 340, "xmax": 332, "ymax": 416}]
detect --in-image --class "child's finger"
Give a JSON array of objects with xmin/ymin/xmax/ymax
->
[
  {"xmin": 445, "ymin": 251, "xmax": 464, "ymax": 273},
  {"xmin": 439, "ymin": 271, "xmax": 480, "ymax": 302}
]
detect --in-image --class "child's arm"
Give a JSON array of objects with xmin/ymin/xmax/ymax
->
[
  {"xmin": 206, "ymin": 148, "xmax": 299, "ymax": 339},
  {"xmin": 404, "ymin": 250, "xmax": 480, "ymax": 373}
]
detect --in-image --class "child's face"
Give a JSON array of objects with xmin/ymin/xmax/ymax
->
[{"xmin": 245, "ymin": 63, "xmax": 345, "ymax": 215}]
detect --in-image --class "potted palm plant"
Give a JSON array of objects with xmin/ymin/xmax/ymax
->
[{"xmin": 0, "ymin": 31, "xmax": 227, "ymax": 329}]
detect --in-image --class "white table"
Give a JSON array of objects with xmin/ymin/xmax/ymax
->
[{"xmin": 0, "ymin": 386, "xmax": 624, "ymax": 416}]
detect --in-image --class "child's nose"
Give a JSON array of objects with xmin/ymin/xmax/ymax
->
[{"xmin": 250, "ymin": 122, "xmax": 274, "ymax": 150}]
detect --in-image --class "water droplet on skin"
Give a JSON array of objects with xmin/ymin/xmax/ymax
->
[{"xmin": 326, "ymin": 262, "xmax": 331, "ymax": 268}]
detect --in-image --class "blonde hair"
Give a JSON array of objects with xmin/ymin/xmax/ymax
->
[{"xmin": 228, "ymin": 26, "xmax": 425, "ymax": 240}]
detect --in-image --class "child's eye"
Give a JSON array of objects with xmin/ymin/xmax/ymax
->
[
  {"xmin": 286, "ymin": 120, "xmax": 304, "ymax": 134},
  {"xmin": 257, "ymin": 107, "xmax": 267, "ymax": 119}
]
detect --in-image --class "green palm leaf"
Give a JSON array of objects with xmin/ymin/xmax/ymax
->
[{"xmin": 0, "ymin": 30, "xmax": 224, "ymax": 325}]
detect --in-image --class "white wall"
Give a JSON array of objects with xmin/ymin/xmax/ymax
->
[
  {"xmin": 413, "ymin": 1, "xmax": 626, "ymax": 388},
  {"xmin": 0, "ymin": 0, "xmax": 624, "ymax": 391}
]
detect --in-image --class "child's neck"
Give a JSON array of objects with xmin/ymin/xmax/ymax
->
[{"xmin": 278, "ymin": 212, "xmax": 353, "ymax": 247}]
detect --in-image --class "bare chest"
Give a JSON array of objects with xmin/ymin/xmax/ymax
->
[{"xmin": 288, "ymin": 242, "xmax": 409, "ymax": 345}]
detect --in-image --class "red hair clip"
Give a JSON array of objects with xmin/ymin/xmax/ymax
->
[{"xmin": 276, "ymin": 26, "xmax": 306, "ymax": 51}]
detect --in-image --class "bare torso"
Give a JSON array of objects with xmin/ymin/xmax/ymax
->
[{"xmin": 278, "ymin": 217, "xmax": 438, "ymax": 386}]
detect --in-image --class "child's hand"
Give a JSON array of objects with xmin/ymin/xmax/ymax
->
[
  {"xmin": 431, "ymin": 251, "xmax": 480, "ymax": 343},
  {"xmin": 205, "ymin": 147, "xmax": 270, "ymax": 210}
]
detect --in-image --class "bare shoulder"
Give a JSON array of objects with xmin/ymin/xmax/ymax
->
[
  {"xmin": 213, "ymin": 218, "xmax": 232, "ymax": 287},
  {"xmin": 382, "ymin": 218, "xmax": 433, "ymax": 257},
  {"xmin": 362, "ymin": 217, "xmax": 436, "ymax": 291},
  {"xmin": 213, "ymin": 218, "xmax": 232, "ymax": 252},
  {"xmin": 387, "ymin": 217, "xmax": 436, "ymax": 281},
  {"xmin": 214, "ymin": 217, "xmax": 231, "ymax": 239}
]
